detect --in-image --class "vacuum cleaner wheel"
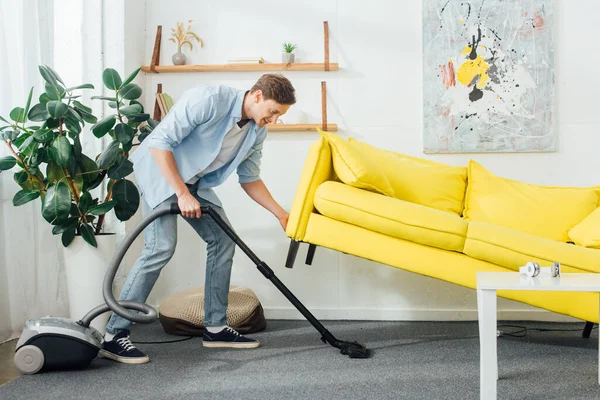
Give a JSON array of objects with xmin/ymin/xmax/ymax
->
[{"xmin": 14, "ymin": 345, "xmax": 45, "ymax": 375}]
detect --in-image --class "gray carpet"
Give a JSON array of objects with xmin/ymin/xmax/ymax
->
[{"xmin": 1, "ymin": 320, "xmax": 599, "ymax": 399}]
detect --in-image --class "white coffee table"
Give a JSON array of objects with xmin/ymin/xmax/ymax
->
[{"xmin": 476, "ymin": 271, "xmax": 600, "ymax": 400}]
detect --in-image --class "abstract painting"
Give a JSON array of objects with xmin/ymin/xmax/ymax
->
[{"xmin": 423, "ymin": 0, "xmax": 554, "ymax": 153}]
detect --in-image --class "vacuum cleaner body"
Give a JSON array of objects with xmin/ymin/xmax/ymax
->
[{"xmin": 14, "ymin": 317, "xmax": 103, "ymax": 374}]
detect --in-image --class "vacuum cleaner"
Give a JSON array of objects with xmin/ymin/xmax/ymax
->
[{"xmin": 14, "ymin": 204, "xmax": 370, "ymax": 374}]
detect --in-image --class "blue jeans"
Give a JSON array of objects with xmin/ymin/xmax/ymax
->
[{"xmin": 105, "ymin": 185, "xmax": 236, "ymax": 334}]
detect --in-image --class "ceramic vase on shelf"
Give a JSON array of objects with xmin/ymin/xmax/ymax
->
[
  {"xmin": 172, "ymin": 48, "xmax": 187, "ymax": 65},
  {"xmin": 282, "ymin": 53, "xmax": 295, "ymax": 64}
]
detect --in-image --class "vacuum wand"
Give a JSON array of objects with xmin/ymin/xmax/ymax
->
[{"xmin": 170, "ymin": 204, "xmax": 371, "ymax": 359}]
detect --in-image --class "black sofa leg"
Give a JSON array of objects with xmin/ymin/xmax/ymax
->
[
  {"xmin": 285, "ymin": 240, "xmax": 301, "ymax": 269},
  {"xmin": 583, "ymin": 321, "xmax": 594, "ymax": 338},
  {"xmin": 306, "ymin": 244, "xmax": 317, "ymax": 265}
]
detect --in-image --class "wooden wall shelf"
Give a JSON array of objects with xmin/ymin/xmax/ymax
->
[
  {"xmin": 267, "ymin": 123, "xmax": 338, "ymax": 132},
  {"xmin": 144, "ymin": 21, "xmax": 336, "ymax": 74},
  {"xmin": 141, "ymin": 63, "xmax": 338, "ymax": 73}
]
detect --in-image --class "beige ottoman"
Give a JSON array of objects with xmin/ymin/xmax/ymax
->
[{"xmin": 158, "ymin": 286, "xmax": 266, "ymax": 336}]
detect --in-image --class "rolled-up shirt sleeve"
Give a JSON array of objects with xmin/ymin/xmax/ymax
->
[
  {"xmin": 147, "ymin": 91, "xmax": 217, "ymax": 151},
  {"xmin": 237, "ymin": 132, "xmax": 265, "ymax": 184}
]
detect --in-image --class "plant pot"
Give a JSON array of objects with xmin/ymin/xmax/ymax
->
[
  {"xmin": 172, "ymin": 49, "xmax": 187, "ymax": 65},
  {"xmin": 282, "ymin": 53, "xmax": 295, "ymax": 64},
  {"xmin": 63, "ymin": 234, "xmax": 116, "ymax": 334}
]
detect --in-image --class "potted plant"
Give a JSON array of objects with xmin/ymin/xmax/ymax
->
[
  {"xmin": 0, "ymin": 65, "xmax": 156, "ymax": 332},
  {"xmin": 169, "ymin": 20, "xmax": 203, "ymax": 66},
  {"xmin": 282, "ymin": 42, "xmax": 297, "ymax": 64}
]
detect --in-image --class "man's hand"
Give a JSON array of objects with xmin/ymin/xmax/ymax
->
[
  {"xmin": 278, "ymin": 211, "xmax": 290, "ymax": 232},
  {"xmin": 178, "ymin": 191, "xmax": 201, "ymax": 218}
]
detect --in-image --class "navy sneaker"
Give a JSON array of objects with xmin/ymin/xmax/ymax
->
[
  {"xmin": 203, "ymin": 326, "xmax": 260, "ymax": 349},
  {"xmin": 99, "ymin": 330, "xmax": 150, "ymax": 364}
]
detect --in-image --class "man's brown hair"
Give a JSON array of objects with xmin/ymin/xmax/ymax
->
[{"xmin": 251, "ymin": 74, "xmax": 296, "ymax": 105}]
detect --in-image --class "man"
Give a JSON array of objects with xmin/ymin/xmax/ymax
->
[{"xmin": 99, "ymin": 74, "xmax": 296, "ymax": 364}]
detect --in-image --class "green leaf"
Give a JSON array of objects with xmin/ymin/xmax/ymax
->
[
  {"xmin": 41, "ymin": 182, "xmax": 72, "ymax": 224},
  {"xmin": 120, "ymin": 67, "xmax": 141, "ymax": 88},
  {"xmin": 39, "ymin": 93, "xmax": 52, "ymax": 104},
  {"xmin": 13, "ymin": 190, "xmax": 40, "ymax": 206},
  {"xmin": 1, "ymin": 130, "xmax": 18, "ymax": 142},
  {"xmin": 46, "ymin": 101, "xmax": 69, "ymax": 118},
  {"xmin": 87, "ymin": 200, "xmax": 117, "ymax": 216},
  {"xmin": 28, "ymin": 103, "xmax": 51, "ymax": 121},
  {"xmin": 91, "ymin": 115, "xmax": 116, "ymax": 138},
  {"xmin": 50, "ymin": 136, "xmax": 72, "ymax": 167},
  {"xmin": 79, "ymin": 191, "xmax": 93, "ymax": 214},
  {"xmin": 64, "ymin": 112, "xmax": 82, "ymax": 134},
  {"xmin": 18, "ymin": 136, "xmax": 35, "ymax": 153},
  {"xmin": 111, "ymin": 179, "xmax": 139, "ymax": 221},
  {"xmin": 97, "ymin": 140, "xmax": 121, "ymax": 170},
  {"xmin": 78, "ymin": 154, "xmax": 99, "ymax": 183},
  {"xmin": 45, "ymin": 82, "xmax": 65, "ymax": 101},
  {"xmin": 80, "ymin": 223, "xmax": 97, "ymax": 247},
  {"xmin": 127, "ymin": 113, "xmax": 150, "ymax": 123},
  {"xmin": 61, "ymin": 228, "xmax": 76, "ymax": 247},
  {"xmin": 24, "ymin": 87, "xmax": 34, "ymax": 119},
  {"xmin": 108, "ymin": 101, "xmax": 125, "ymax": 109},
  {"xmin": 147, "ymin": 118, "xmax": 159, "ymax": 129},
  {"xmin": 114, "ymin": 123, "xmax": 135, "ymax": 144},
  {"xmin": 138, "ymin": 131, "xmax": 150, "ymax": 143},
  {"xmin": 10, "ymin": 107, "xmax": 27, "ymax": 123},
  {"xmin": 102, "ymin": 68, "xmax": 122, "ymax": 90},
  {"xmin": 38, "ymin": 65, "xmax": 59, "ymax": 87},
  {"xmin": 108, "ymin": 157, "xmax": 133, "ymax": 179},
  {"xmin": 119, "ymin": 83, "xmax": 142, "ymax": 100},
  {"xmin": 65, "ymin": 83, "xmax": 94, "ymax": 92},
  {"xmin": 123, "ymin": 141, "xmax": 133, "ymax": 153},
  {"xmin": 0, "ymin": 156, "xmax": 17, "ymax": 170},
  {"xmin": 14, "ymin": 170, "xmax": 28, "ymax": 184},
  {"xmin": 91, "ymin": 96, "xmax": 117, "ymax": 101},
  {"xmin": 75, "ymin": 109, "xmax": 97, "ymax": 124},
  {"xmin": 45, "ymin": 118, "xmax": 59, "ymax": 129},
  {"xmin": 52, "ymin": 217, "xmax": 79, "ymax": 234},
  {"xmin": 72, "ymin": 101, "xmax": 92, "ymax": 114},
  {"xmin": 66, "ymin": 107, "xmax": 83, "ymax": 123},
  {"xmin": 42, "ymin": 65, "xmax": 65, "ymax": 86},
  {"xmin": 119, "ymin": 104, "xmax": 142, "ymax": 116},
  {"xmin": 46, "ymin": 161, "xmax": 66, "ymax": 184}
]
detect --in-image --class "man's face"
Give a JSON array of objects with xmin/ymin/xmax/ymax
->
[{"xmin": 251, "ymin": 91, "xmax": 290, "ymax": 127}]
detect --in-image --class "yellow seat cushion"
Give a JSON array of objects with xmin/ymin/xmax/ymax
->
[
  {"xmin": 463, "ymin": 221, "xmax": 600, "ymax": 273},
  {"xmin": 313, "ymin": 181, "xmax": 468, "ymax": 252},
  {"xmin": 464, "ymin": 160, "xmax": 599, "ymax": 242},
  {"xmin": 567, "ymin": 207, "xmax": 600, "ymax": 248},
  {"xmin": 317, "ymin": 129, "xmax": 395, "ymax": 197},
  {"xmin": 348, "ymin": 138, "xmax": 467, "ymax": 215}
]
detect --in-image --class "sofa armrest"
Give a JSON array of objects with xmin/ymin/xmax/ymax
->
[{"xmin": 286, "ymin": 137, "xmax": 334, "ymax": 241}]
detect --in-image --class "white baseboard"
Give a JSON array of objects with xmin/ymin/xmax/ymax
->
[{"xmin": 262, "ymin": 307, "xmax": 582, "ymax": 323}]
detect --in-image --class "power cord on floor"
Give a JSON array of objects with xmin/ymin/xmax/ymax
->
[
  {"xmin": 132, "ymin": 336, "xmax": 195, "ymax": 344},
  {"xmin": 497, "ymin": 324, "xmax": 598, "ymax": 338}
]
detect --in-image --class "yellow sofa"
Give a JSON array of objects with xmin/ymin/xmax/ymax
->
[{"xmin": 285, "ymin": 132, "xmax": 600, "ymax": 329}]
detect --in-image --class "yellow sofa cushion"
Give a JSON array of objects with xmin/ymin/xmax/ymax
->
[
  {"xmin": 567, "ymin": 207, "xmax": 600, "ymax": 248},
  {"xmin": 463, "ymin": 221, "xmax": 600, "ymax": 273},
  {"xmin": 464, "ymin": 160, "xmax": 599, "ymax": 242},
  {"xmin": 313, "ymin": 181, "xmax": 468, "ymax": 252},
  {"xmin": 348, "ymin": 138, "xmax": 467, "ymax": 216},
  {"xmin": 317, "ymin": 129, "xmax": 395, "ymax": 197}
]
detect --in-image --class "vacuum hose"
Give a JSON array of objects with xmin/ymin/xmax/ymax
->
[{"xmin": 78, "ymin": 204, "xmax": 183, "ymax": 327}]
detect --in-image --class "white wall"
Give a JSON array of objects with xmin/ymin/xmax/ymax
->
[{"xmin": 130, "ymin": 0, "xmax": 600, "ymax": 322}]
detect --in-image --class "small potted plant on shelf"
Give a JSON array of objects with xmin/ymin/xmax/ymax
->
[
  {"xmin": 0, "ymin": 64, "xmax": 156, "ymax": 333},
  {"xmin": 282, "ymin": 42, "xmax": 297, "ymax": 64},
  {"xmin": 169, "ymin": 20, "xmax": 203, "ymax": 66}
]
